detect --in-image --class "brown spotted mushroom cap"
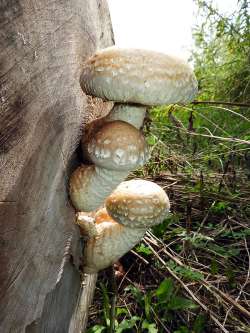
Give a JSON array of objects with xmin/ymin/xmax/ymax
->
[
  {"xmin": 106, "ymin": 179, "xmax": 170, "ymax": 228},
  {"xmin": 84, "ymin": 120, "xmax": 149, "ymax": 171},
  {"xmin": 80, "ymin": 47, "xmax": 198, "ymax": 106}
]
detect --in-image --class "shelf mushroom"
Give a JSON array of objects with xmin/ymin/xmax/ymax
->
[
  {"xmin": 76, "ymin": 179, "xmax": 170, "ymax": 274},
  {"xmin": 70, "ymin": 121, "xmax": 149, "ymax": 211}
]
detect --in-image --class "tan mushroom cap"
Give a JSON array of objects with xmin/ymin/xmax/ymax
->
[
  {"xmin": 69, "ymin": 165, "xmax": 94, "ymax": 211},
  {"xmin": 80, "ymin": 47, "xmax": 198, "ymax": 106},
  {"xmin": 106, "ymin": 179, "xmax": 170, "ymax": 228},
  {"xmin": 85, "ymin": 120, "xmax": 149, "ymax": 171}
]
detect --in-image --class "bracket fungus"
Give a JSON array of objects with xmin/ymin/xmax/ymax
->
[
  {"xmin": 76, "ymin": 179, "xmax": 170, "ymax": 274},
  {"xmin": 69, "ymin": 121, "xmax": 149, "ymax": 211}
]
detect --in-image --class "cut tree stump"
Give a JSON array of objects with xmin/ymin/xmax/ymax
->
[{"xmin": 0, "ymin": 1, "xmax": 114, "ymax": 332}]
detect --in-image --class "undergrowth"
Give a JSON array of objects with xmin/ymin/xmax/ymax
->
[
  {"xmin": 86, "ymin": 1, "xmax": 249, "ymax": 331},
  {"xmin": 86, "ymin": 103, "xmax": 250, "ymax": 333}
]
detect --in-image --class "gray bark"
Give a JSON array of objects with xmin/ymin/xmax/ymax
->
[{"xmin": 0, "ymin": 0, "xmax": 114, "ymax": 332}]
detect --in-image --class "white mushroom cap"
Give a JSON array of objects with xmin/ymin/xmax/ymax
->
[
  {"xmin": 106, "ymin": 179, "xmax": 170, "ymax": 228},
  {"xmin": 80, "ymin": 47, "xmax": 198, "ymax": 106},
  {"xmin": 85, "ymin": 120, "xmax": 149, "ymax": 171}
]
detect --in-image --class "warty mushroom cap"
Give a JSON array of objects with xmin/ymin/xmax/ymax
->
[
  {"xmin": 106, "ymin": 179, "xmax": 170, "ymax": 228},
  {"xmin": 85, "ymin": 120, "xmax": 149, "ymax": 171},
  {"xmin": 80, "ymin": 47, "xmax": 198, "ymax": 106}
]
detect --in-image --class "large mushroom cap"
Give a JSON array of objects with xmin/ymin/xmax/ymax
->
[
  {"xmin": 85, "ymin": 120, "xmax": 149, "ymax": 171},
  {"xmin": 80, "ymin": 47, "xmax": 198, "ymax": 106},
  {"xmin": 106, "ymin": 179, "xmax": 170, "ymax": 228}
]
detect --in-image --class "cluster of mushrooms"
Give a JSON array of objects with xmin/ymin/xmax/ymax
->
[{"xmin": 69, "ymin": 48, "xmax": 198, "ymax": 274}]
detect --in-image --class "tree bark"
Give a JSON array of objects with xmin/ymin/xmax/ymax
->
[{"xmin": 0, "ymin": 1, "xmax": 114, "ymax": 332}]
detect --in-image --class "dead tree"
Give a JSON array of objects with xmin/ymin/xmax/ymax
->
[{"xmin": 0, "ymin": 1, "xmax": 114, "ymax": 332}]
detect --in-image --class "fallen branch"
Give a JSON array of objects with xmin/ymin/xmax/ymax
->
[
  {"xmin": 192, "ymin": 100, "xmax": 250, "ymax": 108},
  {"xmin": 179, "ymin": 128, "xmax": 250, "ymax": 146}
]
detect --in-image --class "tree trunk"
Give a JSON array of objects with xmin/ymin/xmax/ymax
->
[{"xmin": 0, "ymin": 1, "xmax": 114, "ymax": 332}]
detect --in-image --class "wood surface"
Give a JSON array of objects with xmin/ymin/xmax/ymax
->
[{"xmin": 0, "ymin": 1, "xmax": 114, "ymax": 331}]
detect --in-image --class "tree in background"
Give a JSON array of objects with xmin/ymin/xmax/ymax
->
[{"xmin": 192, "ymin": 0, "xmax": 250, "ymax": 103}]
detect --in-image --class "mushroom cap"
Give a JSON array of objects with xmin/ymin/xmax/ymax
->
[
  {"xmin": 85, "ymin": 120, "xmax": 149, "ymax": 171},
  {"xmin": 69, "ymin": 165, "xmax": 94, "ymax": 211},
  {"xmin": 106, "ymin": 179, "xmax": 170, "ymax": 228},
  {"xmin": 80, "ymin": 47, "xmax": 198, "ymax": 106}
]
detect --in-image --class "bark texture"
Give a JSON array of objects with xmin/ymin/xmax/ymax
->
[{"xmin": 0, "ymin": 1, "xmax": 114, "ymax": 332}]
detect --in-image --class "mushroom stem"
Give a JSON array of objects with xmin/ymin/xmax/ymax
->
[
  {"xmin": 76, "ymin": 212, "xmax": 97, "ymax": 238},
  {"xmin": 70, "ymin": 165, "xmax": 129, "ymax": 211},
  {"xmin": 77, "ymin": 180, "xmax": 170, "ymax": 273},
  {"xmin": 70, "ymin": 121, "xmax": 148, "ymax": 211},
  {"xmin": 78, "ymin": 208, "xmax": 146, "ymax": 274},
  {"xmin": 106, "ymin": 104, "xmax": 147, "ymax": 129}
]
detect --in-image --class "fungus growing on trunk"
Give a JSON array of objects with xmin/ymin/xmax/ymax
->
[
  {"xmin": 69, "ymin": 121, "xmax": 148, "ymax": 211},
  {"xmin": 69, "ymin": 47, "xmax": 198, "ymax": 211},
  {"xmin": 80, "ymin": 47, "xmax": 198, "ymax": 106},
  {"xmin": 80, "ymin": 47, "xmax": 198, "ymax": 127},
  {"xmin": 77, "ymin": 180, "xmax": 170, "ymax": 274}
]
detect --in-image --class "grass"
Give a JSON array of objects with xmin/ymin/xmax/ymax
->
[{"xmin": 86, "ymin": 104, "xmax": 250, "ymax": 333}]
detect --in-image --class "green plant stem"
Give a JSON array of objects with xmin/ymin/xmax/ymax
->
[{"xmin": 109, "ymin": 266, "xmax": 117, "ymax": 333}]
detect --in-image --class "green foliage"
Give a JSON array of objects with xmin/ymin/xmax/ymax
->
[
  {"xmin": 174, "ymin": 326, "xmax": 190, "ymax": 333},
  {"xmin": 193, "ymin": 0, "xmax": 250, "ymax": 103},
  {"xmin": 207, "ymin": 243, "xmax": 240, "ymax": 257},
  {"xmin": 152, "ymin": 213, "xmax": 178, "ymax": 238},
  {"xmin": 115, "ymin": 316, "xmax": 140, "ymax": 333},
  {"xmin": 221, "ymin": 228, "xmax": 250, "ymax": 239},
  {"xmin": 155, "ymin": 278, "xmax": 174, "ymax": 302},
  {"xmin": 86, "ymin": 325, "xmax": 106, "ymax": 333},
  {"xmin": 142, "ymin": 320, "xmax": 158, "ymax": 333},
  {"xmin": 89, "ymin": 279, "xmax": 199, "ymax": 332},
  {"xmin": 167, "ymin": 261, "xmax": 204, "ymax": 281},
  {"xmin": 177, "ymin": 230, "xmax": 214, "ymax": 244},
  {"xmin": 167, "ymin": 296, "xmax": 198, "ymax": 311},
  {"xmin": 210, "ymin": 201, "xmax": 229, "ymax": 213},
  {"xmin": 210, "ymin": 259, "xmax": 219, "ymax": 275},
  {"xmin": 99, "ymin": 283, "xmax": 111, "ymax": 327},
  {"xmin": 193, "ymin": 314, "xmax": 207, "ymax": 333},
  {"xmin": 135, "ymin": 243, "xmax": 153, "ymax": 256}
]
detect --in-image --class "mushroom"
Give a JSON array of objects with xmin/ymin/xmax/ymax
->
[
  {"xmin": 80, "ymin": 47, "xmax": 198, "ymax": 105},
  {"xmin": 80, "ymin": 47, "xmax": 198, "ymax": 126},
  {"xmin": 69, "ymin": 121, "xmax": 149, "ymax": 211},
  {"xmin": 69, "ymin": 47, "xmax": 198, "ymax": 211},
  {"xmin": 105, "ymin": 104, "xmax": 147, "ymax": 129},
  {"xmin": 77, "ymin": 179, "xmax": 170, "ymax": 273}
]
